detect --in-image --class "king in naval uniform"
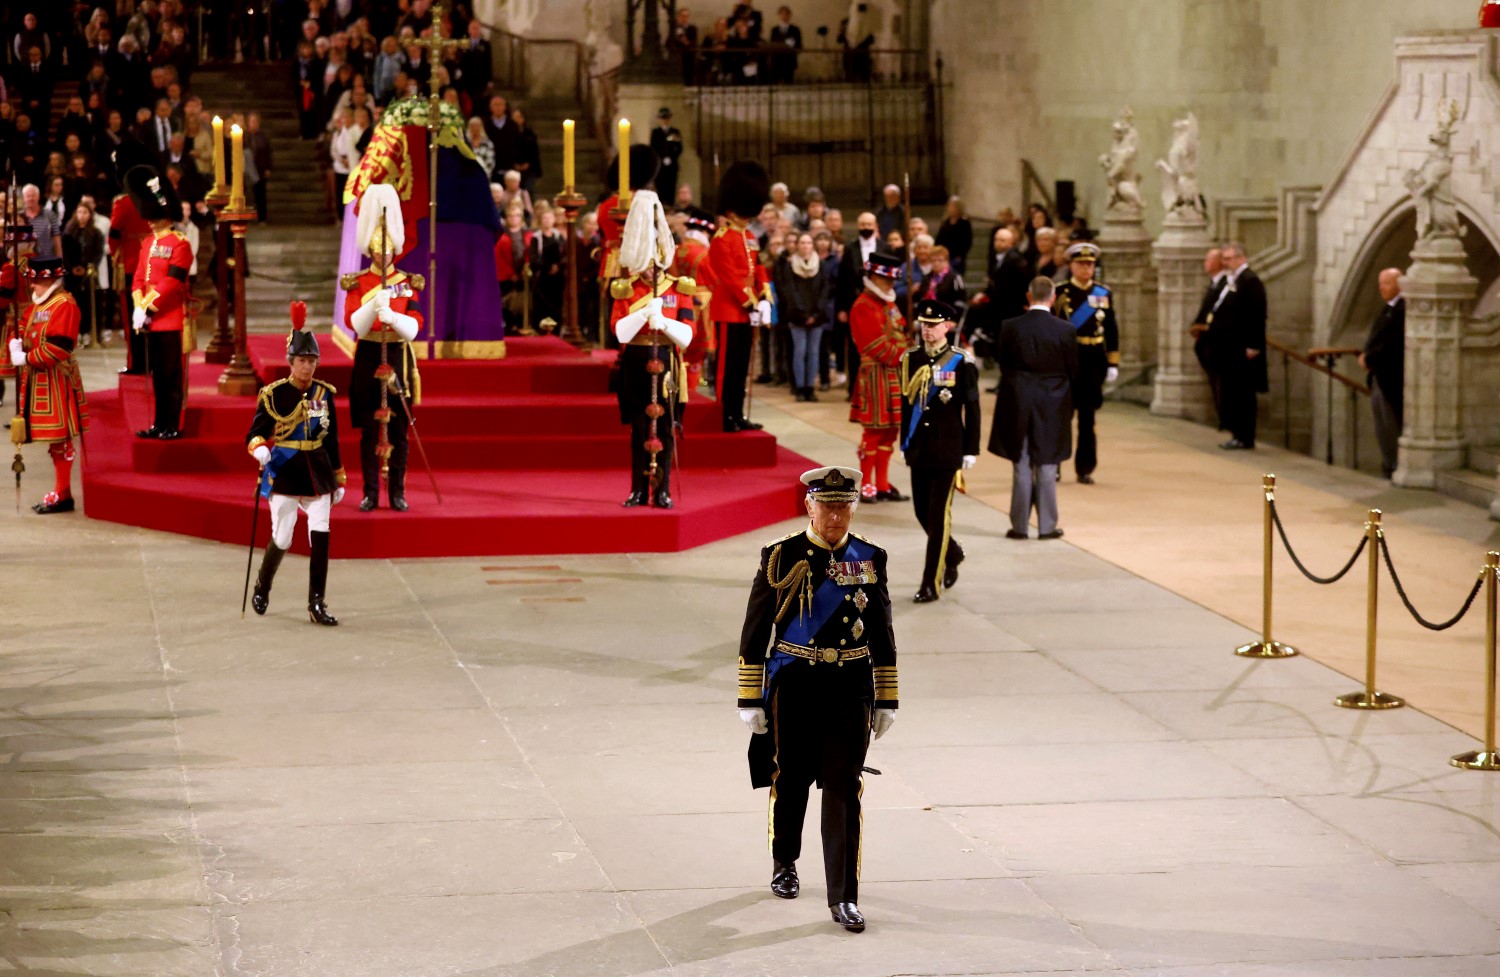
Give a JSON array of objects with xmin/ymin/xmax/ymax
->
[
  {"xmin": 737, "ymin": 466, "xmax": 899, "ymax": 933},
  {"xmin": 1051, "ymin": 241, "xmax": 1120, "ymax": 484}
]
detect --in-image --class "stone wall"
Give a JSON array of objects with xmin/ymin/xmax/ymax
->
[{"xmin": 930, "ymin": 0, "xmax": 1472, "ymax": 230}]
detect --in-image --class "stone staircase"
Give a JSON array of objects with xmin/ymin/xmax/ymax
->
[
  {"xmin": 521, "ymin": 97, "xmax": 605, "ymax": 200},
  {"xmin": 1436, "ymin": 445, "xmax": 1500, "ymax": 514}
]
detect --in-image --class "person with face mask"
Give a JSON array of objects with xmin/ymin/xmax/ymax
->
[{"xmin": 834, "ymin": 211, "xmax": 883, "ymax": 393}]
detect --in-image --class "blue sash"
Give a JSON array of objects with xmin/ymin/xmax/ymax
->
[
  {"xmin": 1069, "ymin": 286, "xmax": 1108, "ymax": 331},
  {"xmin": 902, "ymin": 350, "xmax": 964, "ymax": 451},
  {"xmin": 765, "ymin": 536, "xmax": 876, "ymax": 690},
  {"xmin": 258, "ymin": 412, "xmax": 322, "ymax": 498}
]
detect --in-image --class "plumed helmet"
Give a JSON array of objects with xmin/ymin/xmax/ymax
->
[
  {"xmin": 285, "ymin": 300, "xmax": 321, "ymax": 360},
  {"xmin": 604, "ymin": 143, "xmax": 661, "ymax": 194},
  {"xmin": 716, "ymin": 160, "xmax": 770, "ymax": 220},
  {"xmin": 124, "ymin": 164, "xmax": 181, "ymax": 221},
  {"xmin": 356, "ymin": 183, "xmax": 404, "ymax": 259}
]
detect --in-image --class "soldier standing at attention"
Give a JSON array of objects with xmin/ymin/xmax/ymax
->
[
  {"xmin": 1051, "ymin": 242, "xmax": 1119, "ymax": 484},
  {"xmin": 709, "ymin": 161, "xmax": 773, "ymax": 433},
  {"xmin": 126, "ymin": 165, "xmax": 193, "ymax": 440},
  {"xmin": 848, "ymin": 251, "xmax": 909, "ymax": 502},
  {"xmin": 900, "ymin": 299, "xmax": 980, "ymax": 603},
  {"xmin": 737, "ymin": 466, "xmax": 899, "ymax": 933}
]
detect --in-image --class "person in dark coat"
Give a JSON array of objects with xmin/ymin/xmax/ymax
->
[
  {"xmin": 1052, "ymin": 242, "xmax": 1119, "ymax": 484},
  {"xmin": 1360, "ymin": 267, "xmax": 1406, "ymax": 478},
  {"xmin": 1210, "ymin": 241, "xmax": 1268, "ymax": 450},
  {"xmin": 988, "ymin": 276, "xmax": 1077, "ymax": 540},
  {"xmin": 900, "ymin": 299, "xmax": 980, "ymax": 603},
  {"xmin": 650, "ymin": 108, "xmax": 683, "ymax": 204},
  {"xmin": 1189, "ymin": 245, "xmax": 1227, "ymax": 428}
]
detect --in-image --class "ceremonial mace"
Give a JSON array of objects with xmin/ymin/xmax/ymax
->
[{"xmin": 414, "ymin": 5, "xmax": 468, "ymax": 359}]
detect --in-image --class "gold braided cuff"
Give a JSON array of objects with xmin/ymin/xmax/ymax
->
[
  {"xmin": 873, "ymin": 665, "xmax": 899, "ymax": 704},
  {"xmin": 737, "ymin": 657, "xmax": 765, "ymax": 702}
]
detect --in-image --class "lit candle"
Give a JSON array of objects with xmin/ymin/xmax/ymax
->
[
  {"xmin": 229, "ymin": 123, "xmax": 245, "ymax": 209},
  {"xmin": 210, "ymin": 115, "xmax": 225, "ymax": 197},
  {"xmin": 562, "ymin": 119, "xmax": 575, "ymax": 190},
  {"xmin": 617, "ymin": 118, "xmax": 630, "ymax": 199}
]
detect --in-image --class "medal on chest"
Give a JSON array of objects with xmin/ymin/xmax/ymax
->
[
  {"xmin": 827, "ymin": 559, "xmax": 878, "ymax": 586},
  {"xmin": 150, "ymin": 243, "xmax": 174, "ymax": 260}
]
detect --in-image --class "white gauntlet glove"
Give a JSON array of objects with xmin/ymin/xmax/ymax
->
[
  {"xmin": 739, "ymin": 707, "xmax": 768, "ymax": 734},
  {"xmin": 376, "ymin": 306, "xmax": 395, "ymax": 325},
  {"xmin": 252, "ymin": 445, "xmax": 271, "ymax": 466},
  {"xmin": 7, "ymin": 338, "xmax": 23, "ymax": 367},
  {"xmin": 332, "ymin": 486, "xmax": 345, "ymax": 505},
  {"xmin": 962, "ymin": 454, "xmax": 977, "ymax": 470},
  {"xmin": 132, "ymin": 306, "xmax": 148, "ymax": 332},
  {"xmin": 1105, "ymin": 366, "xmax": 1119, "ymax": 384},
  {"xmin": 872, "ymin": 708, "xmax": 895, "ymax": 740},
  {"xmin": 756, "ymin": 299, "xmax": 773, "ymax": 325}
]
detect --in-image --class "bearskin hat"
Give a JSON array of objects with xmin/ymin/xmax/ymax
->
[
  {"xmin": 124, "ymin": 164, "xmax": 182, "ymax": 222},
  {"xmin": 604, "ymin": 143, "xmax": 661, "ymax": 194},
  {"xmin": 716, "ymin": 160, "xmax": 770, "ymax": 220}
]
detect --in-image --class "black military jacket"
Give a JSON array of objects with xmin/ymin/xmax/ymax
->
[
  {"xmin": 246, "ymin": 377, "xmax": 345, "ymax": 498},
  {"xmin": 899, "ymin": 342, "xmax": 981, "ymax": 470},
  {"xmin": 1054, "ymin": 278, "xmax": 1120, "ymax": 408}
]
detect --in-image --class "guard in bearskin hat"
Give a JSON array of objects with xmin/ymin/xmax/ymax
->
[
  {"xmin": 125, "ymin": 164, "xmax": 193, "ymax": 440},
  {"xmin": 246, "ymin": 302, "xmax": 346, "ymax": 626},
  {"xmin": 109, "ymin": 143, "xmax": 155, "ymax": 373},
  {"xmin": 709, "ymin": 161, "xmax": 773, "ymax": 433},
  {"xmin": 8, "ymin": 256, "xmax": 89, "ymax": 514}
]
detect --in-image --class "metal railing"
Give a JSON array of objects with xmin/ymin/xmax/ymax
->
[
  {"xmin": 673, "ymin": 45, "xmax": 930, "ymax": 87},
  {"xmin": 479, "ymin": 19, "xmax": 615, "ymax": 160},
  {"xmin": 1266, "ymin": 336, "xmax": 1368, "ymax": 468}
]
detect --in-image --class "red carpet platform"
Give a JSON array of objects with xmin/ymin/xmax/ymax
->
[{"xmin": 80, "ymin": 335, "xmax": 815, "ymax": 557}]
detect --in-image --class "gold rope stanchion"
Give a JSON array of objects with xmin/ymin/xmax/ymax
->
[
  {"xmin": 1452, "ymin": 551, "xmax": 1500, "ymax": 770},
  {"xmin": 1335, "ymin": 509, "xmax": 1405, "ymax": 709},
  {"xmin": 1236, "ymin": 473, "xmax": 1299, "ymax": 659}
]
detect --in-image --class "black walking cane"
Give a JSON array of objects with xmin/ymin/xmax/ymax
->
[{"xmin": 241, "ymin": 476, "xmax": 261, "ymax": 618}]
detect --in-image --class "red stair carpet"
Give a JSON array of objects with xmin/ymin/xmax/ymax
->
[{"xmin": 80, "ymin": 335, "xmax": 816, "ymax": 557}]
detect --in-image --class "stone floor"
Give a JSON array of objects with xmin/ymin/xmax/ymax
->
[{"xmin": 4, "ymin": 355, "xmax": 1500, "ymax": 976}]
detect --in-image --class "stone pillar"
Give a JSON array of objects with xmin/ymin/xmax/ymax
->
[
  {"xmin": 1150, "ymin": 213, "xmax": 1216, "ymax": 422},
  {"xmin": 1393, "ymin": 234, "xmax": 1475, "ymax": 490},
  {"xmin": 1097, "ymin": 213, "xmax": 1156, "ymax": 379}
]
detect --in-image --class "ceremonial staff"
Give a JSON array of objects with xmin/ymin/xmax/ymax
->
[
  {"xmin": 241, "ymin": 476, "xmax": 260, "ymax": 618},
  {"xmin": 902, "ymin": 171, "xmax": 912, "ymax": 328},
  {"xmin": 409, "ymin": 5, "xmax": 468, "ymax": 358},
  {"xmin": 376, "ymin": 218, "xmax": 393, "ymax": 481},
  {"xmin": 6, "ymin": 180, "xmax": 25, "ymax": 510}
]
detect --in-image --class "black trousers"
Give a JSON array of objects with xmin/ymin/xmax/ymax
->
[
  {"xmin": 253, "ymin": 179, "xmax": 269, "ymax": 223},
  {"xmin": 719, "ymin": 320, "xmax": 753, "ymax": 424},
  {"xmin": 359, "ymin": 409, "xmax": 410, "ymax": 501},
  {"xmin": 910, "ymin": 466, "xmax": 962, "ymax": 590},
  {"xmin": 1194, "ymin": 335, "xmax": 1222, "ymax": 429},
  {"xmin": 1075, "ymin": 403, "xmax": 1098, "ymax": 477},
  {"xmin": 1219, "ymin": 366, "xmax": 1258, "ymax": 446},
  {"xmin": 147, "ymin": 331, "xmax": 183, "ymax": 431},
  {"xmin": 628, "ymin": 413, "xmax": 674, "ymax": 497},
  {"xmin": 769, "ymin": 667, "xmax": 871, "ymax": 906}
]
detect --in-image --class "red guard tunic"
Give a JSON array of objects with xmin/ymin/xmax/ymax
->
[
  {"xmin": 608, "ymin": 272, "xmax": 695, "ymax": 415},
  {"xmin": 671, "ymin": 236, "xmax": 713, "ymax": 363},
  {"xmin": 17, "ymin": 287, "xmax": 89, "ymax": 443},
  {"xmin": 707, "ymin": 223, "xmax": 770, "ymax": 325},
  {"xmin": 596, "ymin": 194, "xmax": 625, "ymax": 281},
  {"xmin": 131, "ymin": 227, "xmax": 193, "ymax": 333},
  {"xmin": 849, "ymin": 288, "xmax": 907, "ymax": 428},
  {"xmin": 109, "ymin": 194, "xmax": 151, "ymax": 277},
  {"xmin": 342, "ymin": 268, "xmax": 425, "ymax": 428}
]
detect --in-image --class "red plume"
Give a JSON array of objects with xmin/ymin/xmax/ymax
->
[{"xmin": 289, "ymin": 300, "xmax": 307, "ymax": 330}]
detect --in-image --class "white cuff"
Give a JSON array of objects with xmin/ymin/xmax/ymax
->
[
  {"xmin": 656, "ymin": 317, "xmax": 693, "ymax": 350},
  {"xmin": 614, "ymin": 308, "xmax": 649, "ymax": 344},
  {"xmin": 388, "ymin": 311, "xmax": 420, "ymax": 342}
]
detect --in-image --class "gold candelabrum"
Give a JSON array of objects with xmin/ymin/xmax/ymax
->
[{"xmin": 204, "ymin": 114, "xmax": 234, "ymax": 364}]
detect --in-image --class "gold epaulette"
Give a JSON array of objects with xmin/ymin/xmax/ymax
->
[
  {"xmin": 764, "ymin": 529, "xmax": 802, "ymax": 549},
  {"xmin": 408, "ymin": 273, "xmax": 426, "ymax": 290},
  {"xmin": 609, "ymin": 277, "xmax": 636, "ymax": 300},
  {"xmin": 675, "ymin": 275, "xmax": 697, "ymax": 296},
  {"xmin": 316, "ymin": 378, "xmax": 338, "ymax": 396},
  {"xmin": 339, "ymin": 272, "xmax": 360, "ymax": 290}
]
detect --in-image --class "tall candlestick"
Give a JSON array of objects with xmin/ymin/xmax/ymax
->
[
  {"xmin": 562, "ymin": 119, "xmax": 575, "ymax": 190},
  {"xmin": 229, "ymin": 123, "xmax": 245, "ymax": 210},
  {"xmin": 210, "ymin": 115, "xmax": 225, "ymax": 198},
  {"xmin": 617, "ymin": 118, "xmax": 630, "ymax": 199}
]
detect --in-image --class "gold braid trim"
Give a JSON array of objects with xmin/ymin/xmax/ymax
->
[
  {"xmin": 901, "ymin": 361, "xmax": 933, "ymax": 407},
  {"xmin": 765, "ymin": 544, "xmax": 814, "ymax": 624}
]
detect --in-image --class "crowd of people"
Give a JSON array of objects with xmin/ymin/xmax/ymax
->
[{"xmin": 666, "ymin": 1, "xmax": 903, "ymax": 87}]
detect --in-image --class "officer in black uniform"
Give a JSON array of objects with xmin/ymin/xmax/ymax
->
[
  {"xmin": 650, "ymin": 107, "xmax": 683, "ymax": 205},
  {"xmin": 1051, "ymin": 242, "xmax": 1119, "ymax": 484},
  {"xmin": 899, "ymin": 299, "xmax": 980, "ymax": 603},
  {"xmin": 737, "ymin": 466, "xmax": 899, "ymax": 934},
  {"xmin": 246, "ymin": 312, "xmax": 346, "ymax": 626}
]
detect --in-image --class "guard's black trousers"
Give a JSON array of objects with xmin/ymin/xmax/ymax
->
[
  {"xmin": 769, "ymin": 667, "xmax": 872, "ymax": 906},
  {"xmin": 910, "ymin": 466, "xmax": 963, "ymax": 590},
  {"xmin": 359, "ymin": 411, "xmax": 410, "ymax": 503},
  {"xmin": 147, "ymin": 331, "xmax": 183, "ymax": 432},
  {"xmin": 1075, "ymin": 403, "xmax": 1099, "ymax": 478},
  {"xmin": 628, "ymin": 414, "xmax": 674, "ymax": 498},
  {"xmin": 718, "ymin": 320, "xmax": 753, "ymax": 425}
]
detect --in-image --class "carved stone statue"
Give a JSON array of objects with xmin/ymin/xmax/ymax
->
[
  {"xmin": 1405, "ymin": 99, "xmax": 1463, "ymax": 243},
  {"xmin": 1099, "ymin": 107, "xmax": 1146, "ymax": 218},
  {"xmin": 1155, "ymin": 112, "xmax": 1206, "ymax": 221}
]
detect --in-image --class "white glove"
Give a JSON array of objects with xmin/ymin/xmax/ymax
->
[
  {"xmin": 872, "ymin": 708, "xmax": 895, "ymax": 740},
  {"xmin": 132, "ymin": 306, "xmax": 148, "ymax": 332},
  {"xmin": 739, "ymin": 707, "xmax": 768, "ymax": 734},
  {"xmin": 756, "ymin": 299, "xmax": 773, "ymax": 325},
  {"xmin": 649, "ymin": 313, "xmax": 694, "ymax": 350},
  {"xmin": 8, "ymin": 338, "xmax": 23, "ymax": 366},
  {"xmin": 613, "ymin": 307, "xmax": 650, "ymax": 344},
  {"xmin": 349, "ymin": 300, "xmax": 378, "ymax": 338},
  {"xmin": 1105, "ymin": 366, "xmax": 1119, "ymax": 384},
  {"xmin": 252, "ymin": 445, "xmax": 271, "ymax": 466},
  {"xmin": 386, "ymin": 311, "xmax": 420, "ymax": 342},
  {"xmin": 962, "ymin": 454, "xmax": 977, "ymax": 470},
  {"xmin": 332, "ymin": 486, "xmax": 345, "ymax": 505},
  {"xmin": 376, "ymin": 306, "xmax": 395, "ymax": 325},
  {"xmin": 646, "ymin": 297, "xmax": 664, "ymax": 318},
  {"xmin": 374, "ymin": 288, "xmax": 391, "ymax": 310}
]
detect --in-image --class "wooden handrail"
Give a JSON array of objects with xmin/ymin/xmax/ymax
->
[
  {"xmin": 1267, "ymin": 336, "xmax": 1370, "ymax": 396},
  {"xmin": 1306, "ymin": 346, "xmax": 1362, "ymax": 358}
]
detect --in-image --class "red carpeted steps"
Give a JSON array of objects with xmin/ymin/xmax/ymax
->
[{"xmin": 81, "ymin": 335, "xmax": 816, "ymax": 558}]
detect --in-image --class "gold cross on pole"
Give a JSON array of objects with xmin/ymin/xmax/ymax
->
[
  {"xmin": 413, "ymin": 5, "xmax": 469, "ymax": 358},
  {"xmin": 412, "ymin": 4, "xmax": 469, "ymax": 101}
]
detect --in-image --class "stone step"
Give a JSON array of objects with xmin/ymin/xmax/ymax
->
[
  {"xmin": 1435, "ymin": 468, "xmax": 1495, "ymax": 511},
  {"xmin": 1469, "ymin": 444, "xmax": 1500, "ymax": 477}
]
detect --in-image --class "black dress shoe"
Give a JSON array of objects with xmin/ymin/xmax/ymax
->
[
  {"xmin": 1038, "ymin": 528, "xmax": 1065, "ymax": 540},
  {"xmin": 389, "ymin": 497, "xmax": 408, "ymax": 512},
  {"xmin": 753, "ymin": 373, "xmax": 772, "ymax": 384},
  {"xmin": 913, "ymin": 585, "xmax": 938, "ymax": 603},
  {"xmin": 134, "ymin": 426, "xmax": 160, "ymax": 439},
  {"xmin": 1218, "ymin": 438, "xmax": 1252, "ymax": 450},
  {"xmin": 943, "ymin": 549, "xmax": 963, "ymax": 590},
  {"xmin": 155, "ymin": 429, "xmax": 182, "ymax": 440},
  {"xmin": 32, "ymin": 496, "xmax": 75, "ymax": 514},
  {"xmin": 653, "ymin": 490, "xmax": 673, "ymax": 509},
  {"xmin": 770, "ymin": 861, "xmax": 799, "ymax": 899},
  {"xmin": 829, "ymin": 902, "xmax": 865, "ymax": 932},
  {"xmin": 358, "ymin": 496, "xmax": 378, "ymax": 512},
  {"xmin": 118, "ymin": 367, "xmax": 144, "ymax": 376},
  {"xmin": 308, "ymin": 599, "xmax": 339, "ymax": 626},
  {"xmin": 1077, "ymin": 473, "xmax": 1095, "ymax": 484},
  {"xmin": 623, "ymin": 490, "xmax": 648, "ymax": 507},
  {"xmin": 1005, "ymin": 530, "xmax": 1029, "ymax": 540},
  {"xmin": 737, "ymin": 417, "xmax": 763, "ymax": 431},
  {"xmin": 878, "ymin": 488, "xmax": 908, "ymax": 502}
]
